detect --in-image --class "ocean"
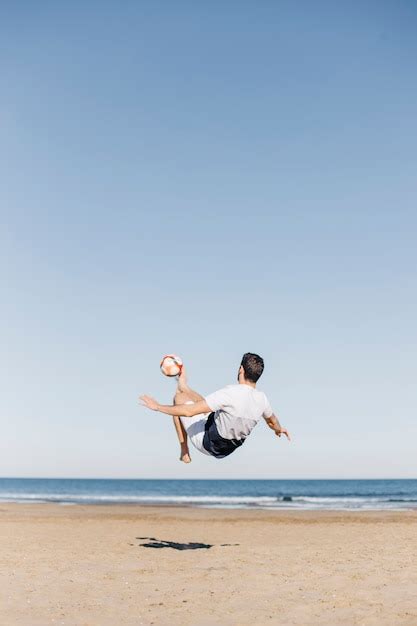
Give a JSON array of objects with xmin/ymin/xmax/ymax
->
[{"xmin": 0, "ymin": 478, "xmax": 416, "ymax": 510}]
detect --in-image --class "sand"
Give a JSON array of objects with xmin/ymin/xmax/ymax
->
[{"xmin": 0, "ymin": 504, "xmax": 416, "ymax": 626}]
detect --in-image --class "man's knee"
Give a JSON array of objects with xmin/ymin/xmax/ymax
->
[{"xmin": 174, "ymin": 391, "xmax": 192, "ymax": 405}]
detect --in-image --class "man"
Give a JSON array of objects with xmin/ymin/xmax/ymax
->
[{"xmin": 140, "ymin": 352, "xmax": 290, "ymax": 463}]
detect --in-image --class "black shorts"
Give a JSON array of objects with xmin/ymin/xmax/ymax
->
[{"xmin": 202, "ymin": 412, "xmax": 245, "ymax": 458}]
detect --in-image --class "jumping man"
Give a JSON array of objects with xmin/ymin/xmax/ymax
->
[{"xmin": 140, "ymin": 352, "xmax": 290, "ymax": 463}]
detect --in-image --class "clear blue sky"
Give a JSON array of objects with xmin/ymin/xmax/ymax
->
[{"xmin": 1, "ymin": 2, "xmax": 416, "ymax": 478}]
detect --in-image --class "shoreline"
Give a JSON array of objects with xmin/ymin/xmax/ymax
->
[
  {"xmin": 1, "ymin": 500, "xmax": 417, "ymax": 513},
  {"xmin": 1, "ymin": 502, "xmax": 417, "ymax": 526}
]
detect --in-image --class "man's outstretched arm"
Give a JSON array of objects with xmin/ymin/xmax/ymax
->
[
  {"xmin": 264, "ymin": 414, "xmax": 291, "ymax": 440},
  {"xmin": 140, "ymin": 395, "xmax": 211, "ymax": 417}
]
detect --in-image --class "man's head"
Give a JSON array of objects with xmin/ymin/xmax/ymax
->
[{"xmin": 238, "ymin": 352, "xmax": 265, "ymax": 384}]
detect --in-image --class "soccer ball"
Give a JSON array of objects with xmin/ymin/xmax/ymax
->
[{"xmin": 160, "ymin": 354, "xmax": 183, "ymax": 377}]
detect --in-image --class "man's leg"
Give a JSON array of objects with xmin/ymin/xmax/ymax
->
[{"xmin": 173, "ymin": 368, "xmax": 204, "ymax": 463}]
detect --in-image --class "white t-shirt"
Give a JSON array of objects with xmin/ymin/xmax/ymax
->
[{"xmin": 205, "ymin": 384, "xmax": 273, "ymax": 442}]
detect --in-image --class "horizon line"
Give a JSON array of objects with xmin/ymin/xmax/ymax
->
[{"xmin": 1, "ymin": 476, "xmax": 417, "ymax": 481}]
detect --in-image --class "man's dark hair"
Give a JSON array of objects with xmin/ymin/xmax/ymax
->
[{"xmin": 240, "ymin": 353, "xmax": 264, "ymax": 383}]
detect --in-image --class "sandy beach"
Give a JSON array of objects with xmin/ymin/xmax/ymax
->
[{"xmin": 1, "ymin": 504, "xmax": 416, "ymax": 625}]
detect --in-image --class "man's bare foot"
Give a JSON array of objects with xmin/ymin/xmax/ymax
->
[
  {"xmin": 180, "ymin": 443, "xmax": 191, "ymax": 463},
  {"xmin": 177, "ymin": 366, "xmax": 189, "ymax": 393}
]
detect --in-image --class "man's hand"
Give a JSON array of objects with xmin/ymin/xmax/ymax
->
[
  {"xmin": 275, "ymin": 427, "xmax": 291, "ymax": 441},
  {"xmin": 139, "ymin": 395, "xmax": 160, "ymax": 411},
  {"xmin": 264, "ymin": 414, "xmax": 291, "ymax": 441}
]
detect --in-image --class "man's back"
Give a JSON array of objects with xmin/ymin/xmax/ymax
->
[{"xmin": 205, "ymin": 384, "xmax": 273, "ymax": 441}]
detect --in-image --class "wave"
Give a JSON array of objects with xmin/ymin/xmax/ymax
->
[{"xmin": 1, "ymin": 492, "xmax": 417, "ymax": 510}]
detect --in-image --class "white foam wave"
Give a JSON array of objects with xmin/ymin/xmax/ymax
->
[
  {"xmin": 0, "ymin": 493, "xmax": 277, "ymax": 504},
  {"xmin": 0, "ymin": 492, "xmax": 416, "ymax": 510}
]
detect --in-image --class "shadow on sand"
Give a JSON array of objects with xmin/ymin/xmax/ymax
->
[{"xmin": 136, "ymin": 537, "xmax": 239, "ymax": 551}]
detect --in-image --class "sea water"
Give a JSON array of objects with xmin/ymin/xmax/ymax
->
[{"xmin": 0, "ymin": 478, "xmax": 416, "ymax": 510}]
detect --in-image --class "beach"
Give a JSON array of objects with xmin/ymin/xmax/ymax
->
[{"xmin": 1, "ymin": 505, "xmax": 416, "ymax": 625}]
